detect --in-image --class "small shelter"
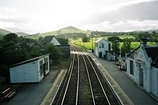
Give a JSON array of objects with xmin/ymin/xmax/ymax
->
[{"xmin": 10, "ymin": 54, "xmax": 50, "ymax": 83}]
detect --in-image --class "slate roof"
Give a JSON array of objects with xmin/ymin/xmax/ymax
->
[
  {"xmin": 95, "ymin": 38, "xmax": 110, "ymax": 43},
  {"xmin": 43, "ymin": 36, "xmax": 55, "ymax": 44},
  {"xmin": 145, "ymin": 47, "xmax": 158, "ymax": 67},
  {"xmin": 127, "ymin": 46, "xmax": 140, "ymax": 59},
  {"xmin": 127, "ymin": 46, "xmax": 158, "ymax": 68},
  {"xmin": 10, "ymin": 54, "xmax": 50, "ymax": 68},
  {"xmin": 42, "ymin": 35, "xmax": 61, "ymax": 45},
  {"xmin": 145, "ymin": 47, "xmax": 158, "ymax": 61}
]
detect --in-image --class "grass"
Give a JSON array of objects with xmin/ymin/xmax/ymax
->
[
  {"xmin": 72, "ymin": 38, "xmax": 94, "ymax": 50},
  {"xmin": 72, "ymin": 38, "xmax": 158, "ymax": 51},
  {"xmin": 131, "ymin": 42, "xmax": 140, "ymax": 49}
]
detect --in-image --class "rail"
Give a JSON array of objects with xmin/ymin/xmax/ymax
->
[{"xmin": 51, "ymin": 45, "xmax": 123, "ymax": 105}]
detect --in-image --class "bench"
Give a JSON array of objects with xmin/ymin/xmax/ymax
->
[{"xmin": 1, "ymin": 87, "xmax": 16, "ymax": 101}]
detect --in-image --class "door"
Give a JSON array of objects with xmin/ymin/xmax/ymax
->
[
  {"xmin": 43, "ymin": 63, "xmax": 46, "ymax": 77},
  {"xmin": 99, "ymin": 52, "xmax": 102, "ymax": 58}
]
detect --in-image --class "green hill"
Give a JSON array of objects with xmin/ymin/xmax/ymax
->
[
  {"xmin": 0, "ymin": 29, "xmax": 10, "ymax": 36},
  {"xmin": 16, "ymin": 32, "xmax": 30, "ymax": 37},
  {"xmin": 57, "ymin": 26, "xmax": 87, "ymax": 34},
  {"xmin": 39, "ymin": 26, "xmax": 90, "ymax": 37}
]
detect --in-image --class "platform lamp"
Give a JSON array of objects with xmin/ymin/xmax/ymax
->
[
  {"xmin": 120, "ymin": 46, "xmax": 121, "ymax": 58},
  {"xmin": 91, "ymin": 30, "xmax": 97, "ymax": 53},
  {"xmin": 91, "ymin": 31, "xmax": 93, "ymax": 53}
]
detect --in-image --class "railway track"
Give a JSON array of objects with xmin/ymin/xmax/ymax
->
[{"xmin": 51, "ymin": 45, "xmax": 122, "ymax": 105}]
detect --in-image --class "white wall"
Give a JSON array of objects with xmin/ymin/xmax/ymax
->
[
  {"xmin": 107, "ymin": 53, "xmax": 115, "ymax": 61},
  {"xmin": 10, "ymin": 60, "xmax": 40, "ymax": 83},
  {"xmin": 50, "ymin": 37, "xmax": 61, "ymax": 45},
  {"xmin": 95, "ymin": 47, "xmax": 99, "ymax": 57},
  {"xmin": 126, "ymin": 46, "xmax": 158, "ymax": 98},
  {"xmin": 126, "ymin": 47, "xmax": 158, "ymax": 98},
  {"xmin": 95, "ymin": 39, "xmax": 110, "ymax": 57},
  {"xmin": 151, "ymin": 67, "xmax": 158, "ymax": 98},
  {"xmin": 126, "ymin": 58, "xmax": 135, "ymax": 79},
  {"xmin": 10, "ymin": 54, "xmax": 50, "ymax": 83}
]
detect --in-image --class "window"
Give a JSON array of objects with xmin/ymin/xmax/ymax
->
[
  {"xmin": 39, "ymin": 60, "xmax": 44, "ymax": 76},
  {"xmin": 102, "ymin": 43, "xmax": 104, "ymax": 48},
  {"xmin": 43, "ymin": 57, "xmax": 49, "ymax": 72},
  {"xmin": 130, "ymin": 60, "xmax": 134, "ymax": 75},
  {"xmin": 45, "ymin": 61, "xmax": 48, "ymax": 71},
  {"xmin": 157, "ymin": 71, "xmax": 158, "ymax": 94},
  {"xmin": 108, "ymin": 44, "xmax": 111, "ymax": 51},
  {"xmin": 99, "ymin": 43, "xmax": 101, "ymax": 48}
]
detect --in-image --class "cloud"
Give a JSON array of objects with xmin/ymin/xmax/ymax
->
[
  {"xmin": 116, "ymin": 0, "xmax": 158, "ymax": 21},
  {"xmin": 81, "ymin": 0, "xmax": 158, "ymax": 31},
  {"xmin": 0, "ymin": 0, "xmax": 158, "ymax": 33},
  {"xmin": 86, "ymin": 0, "xmax": 158, "ymax": 24},
  {"xmin": 0, "ymin": 7, "xmax": 40, "ymax": 34}
]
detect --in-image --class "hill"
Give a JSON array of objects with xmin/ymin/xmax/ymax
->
[
  {"xmin": 16, "ymin": 32, "xmax": 30, "ymax": 37},
  {"xmin": 57, "ymin": 26, "xmax": 87, "ymax": 34},
  {"xmin": 0, "ymin": 29, "xmax": 10, "ymax": 36},
  {"xmin": 39, "ymin": 26, "xmax": 90, "ymax": 37}
]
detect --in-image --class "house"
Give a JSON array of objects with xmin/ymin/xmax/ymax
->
[
  {"xmin": 126, "ymin": 42, "xmax": 158, "ymax": 98},
  {"xmin": 95, "ymin": 38, "xmax": 111, "ymax": 57},
  {"xmin": 43, "ymin": 36, "xmax": 61, "ymax": 45},
  {"xmin": 43, "ymin": 36, "xmax": 70, "ymax": 58},
  {"xmin": 95, "ymin": 38, "xmax": 114, "ymax": 60},
  {"xmin": 58, "ymin": 45, "xmax": 70, "ymax": 58},
  {"xmin": 10, "ymin": 54, "xmax": 50, "ymax": 83}
]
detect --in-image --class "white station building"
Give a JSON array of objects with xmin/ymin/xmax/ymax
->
[{"xmin": 10, "ymin": 54, "xmax": 50, "ymax": 83}]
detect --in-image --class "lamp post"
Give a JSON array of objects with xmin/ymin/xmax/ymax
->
[
  {"xmin": 91, "ymin": 31, "xmax": 93, "ymax": 53},
  {"xmin": 119, "ymin": 42, "xmax": 122, "ymax": 58},
  {"xmin": 120, "ymin": 47, "xmax": 121, "ymax": 58}
]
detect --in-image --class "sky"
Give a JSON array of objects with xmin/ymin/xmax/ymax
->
[{"xmin": 0, "ymin": 0, "xmax": 158, "ymax": 34}]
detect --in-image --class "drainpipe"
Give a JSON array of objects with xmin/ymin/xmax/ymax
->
[
  {"xmin": 140, "ymin": 38, "xmax": 147, "ymax": 47},
  {"xmin": 148, "ymin": 58, "xmax": 152, "ymax": 93}
]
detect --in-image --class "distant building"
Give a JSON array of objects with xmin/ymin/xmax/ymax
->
[
  {"xmin": 94, "ymin": 38, "xmax": 114, "ymax": 60},
  {"xmin": 43, "ymin": 35, "xmax": 70, "ymax": 58},
  {"xmin": 126, "ymin": 42, "xmax": 158, "ymax": 98},
  {"xmin": 58, "ymin": 45, "xmax": 70, "ymax": 58},
  {"xmin": 95, "ymin": 38, "xmax": 111, "ymax": 57},
  {"xmin": 43, "ymin": 36, "xmax": 61, "ymax": 45},
  {"xmin": 10, "ymin": 54, "xmax": 50, "ymax": 83}
]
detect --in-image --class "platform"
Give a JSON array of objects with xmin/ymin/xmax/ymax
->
[{"xmin": 92, "ymin": 54, "xmax": 158, "ymax": 105}]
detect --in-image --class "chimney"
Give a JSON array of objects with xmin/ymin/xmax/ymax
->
[{"xmin": 140, "ymin": 38, "xmax": 147, "ymax": 46}]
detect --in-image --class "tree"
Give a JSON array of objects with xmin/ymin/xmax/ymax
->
[
  {"xmin": 3, "ymin": 33, "xmax": 17, "ymax": 42},
  {"xmin": 82, "ymin": 36, "xmax": 90, "ymax": 43},
  {"xmin": 28, "ymin": 46, "xmax": 41, "ymax": 58},
  {"xmin": 151, "ymin": 31, "xmax": 158, "ymax": 44},
  {"xmin": 57, "ymin": 38, "xmax": 69, "ymax": 45},
  {"xmin": 135, "ymin": 32, "xmax": 151, "ymax": 41},
  {"xmin": 44, "ymin": 43, "xmax": 62, "ymax": 64},
  {"xmin": 108, "ymin": 36, "xmax": 121, "ymax": 42},
  {"xmin": 121, "ymin": 38, "xmax": 131, "ymax": 55},
  {"xmin": 1, "ymin": 35, "xmax": 40, "ymax": 84},
  {"xmin": 112, "ymin": 40, "xmax": 120, "ymax": 61}
]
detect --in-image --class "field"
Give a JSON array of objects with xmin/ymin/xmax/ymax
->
[
  {"xmin": 71, "ymin": 38, "xmax": 94, "ymax": 50},
  {"xmin": 72, "ymin": 38, "xmax": 158, "ymax": 50}
]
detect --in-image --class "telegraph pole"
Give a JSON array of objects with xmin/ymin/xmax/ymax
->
[{"xmin": 91, "ymin": 31, "xmax": 93, "ymax": 53}]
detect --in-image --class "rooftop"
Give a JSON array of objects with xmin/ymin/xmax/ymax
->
[{"xmin": 10, "ymin": 54, "xmax": 50, "ymax": 67}]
